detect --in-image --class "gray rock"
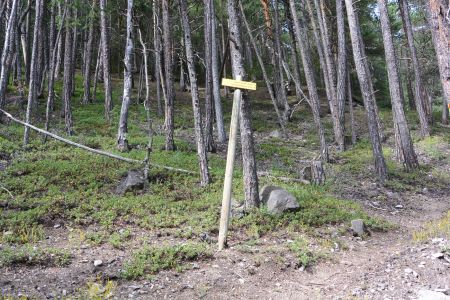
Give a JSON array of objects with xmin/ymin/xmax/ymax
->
[
  {"xmin": 265, "ymin": 188, "xmax": 299, "ymax": 214},
  {"xmin": 351, "ymin": 219, "xmax": 365, "ymax": 236},
  {"xmin": 116, "ymin": 170, "xmax": 146, "ymax": 195},
  {"xmin": 269, "ymin": 130, "xmax": 282, "ymax": 138},
  {"xmin": 417, "ymin": 290, "xmax": 450, "ymax": 300},
  {"xmin": 259, "ymin": 185, "xmax": 281, "ymax": 204}
]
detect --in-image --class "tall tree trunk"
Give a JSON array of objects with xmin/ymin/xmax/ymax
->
[
  {"xmin": 336, "ymin": 0, "xmax": 347, "ymax": 151},
  {"xmin": 92, "ymin": 40, "xmax": 101, "ymax": 103},
  {"xmin": 284, "ymin": 2, "xmax": 304, "ymax": 105},
  {"xmin": 427, "ymin": 0, "xmax": 450, "ymax": 124},
  {"xmin": 272, "ymin": 0, "xmax": 290, "ymax": 118},
  {"xmin": 378, "ymin": 0, "xmax": 418, "ymax": 170},
  {"xmin": 162, "ymin": 0, "xmax": 175, "ymax": 150},
  {"xmin": 348, "ymin": 70, "xmax": 356, "ymax": 145},
  {"xmin": 153, "ymin": 0, "xmax": 163, "ymax": 116},
  {"xmin": 99, "ymin": 0, "xmax": 112, "ymax": 121},
  {"xmin": 82, "ymin": 0, "xmax": 95, "ymax": 105},
  {"xmin": 23, "ymin": 0, "xmax": 43, "ymax": 145},
  {"xmin": 288, "ymin": 0, "xmax": 329, "ymax": 162},
  {"xmin": 54, "ymin": 2, "xmax": 63, "ymax": 80},
  {"xmin": 345, "ymin": 0, "xmax": 387, "ymax": 182},
  {"xmin": 228, "ymin": 0, "xmax": 260, "ymax": 208},
  {"xmin": 399, "ymin": 0, "xmax": 430, "ymax": 136},
  {"xmin": 204, "ymin": 0, "xmax": 216, "ymax": 152},
  {"xmin": 240, "ymin": 1, "xmax": 287, "ymax": 136},
  {"xmin": 316, "ymin": 0, "xmax": 345, "ymax": 151},
  {"xmin": 0, "ymin": 0, "xmax": 18, "ymax": 109},
  {"xmin": 62, "ymin": 5, "xmax": 74, "ymax": 136},
  {"xmin": 179, "ymin": 0, "xmax": 211, "ymax": 186},
  {"xmin": 210, "ymin": 0, "xmax": 226, "ymax": 143},
  {"xmin": 45, "ymin": 6, "xmax": 66, "ymax": 136},
  {"xmin": 117, "ymin": 0, "xmax": 133, "ymax": 151}
]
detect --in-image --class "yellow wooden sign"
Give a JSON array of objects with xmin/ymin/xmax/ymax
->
[{"xmin": 221, "ymin": 78, "xmax": 257, "ymax": 91}]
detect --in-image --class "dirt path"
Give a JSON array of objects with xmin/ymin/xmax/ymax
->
[{"xmin": 109, "ymin": 191, "xmax": 449, "ymax": 300}]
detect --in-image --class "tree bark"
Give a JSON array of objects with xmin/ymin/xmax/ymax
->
[
  {"xmin": 45, "ymin": 6, "xmax": 67, "ymax": 136},
  {"xmin": 345, "ymin": 0, "xmax": 387, "ymax": 182},
  {"xmin": 162, "ymin": 0, "xmax": 175, "ymax": 150},
  {"xmin": 153, "ymin": 0, "xmax": 163, "ymax": 116},
  {"xmin": 399, "ymin": 0, "xmax": 430, "ymax": 136},
  {"xmin": 179, "ymin": 0, "xmax": 211, "ymax": 186},
  {"xmin": 23, "ymin": 0, "xmax": 43, "ymax": 145},
  {"xmin": 117, "ymin": 0, "xmax": 133, "ymax": 152},
  {"xmin": 240, "ymin": 1, "xmax": 287, "ymax": 136},
  {"xmin": 427, "ymin": 0, "xmax": 450, "ymax": 124},
  {"xmin": 271, "ymin": 0, "xmax": 290, "ymax": 118},
  {"xmin": 228, "ymin": 0, "xmax": 260, "ymax": 208},
  {"xmin": 378, "ymin": 0, "xmax": 418, "ymax": 170},
  {"xmin": 99, "ymin": 0, "xmax": 112, "ymax": 121},
  {"xmin": 204, "ymin": 0, "xmax": 216, "ymax": 152},
  {"xmin": 288, "ymin": 0, "xmax": 329, "ymax": 162},
  {"xmin": 82, "ymin": 0, "xmax": 96, "ymax": 105},
  {"xmin": 0, "ymin": 0, "xmax": 18, "ymax": 109},
  {"xmin": 62, "ymin": 5, "xmax": 74, "ymax": 136},
  {"xmin": 336, "ymin": 0, "xmax": 347, "ymax": 151},
  {"xmin": 210, "ymin": 0, "xmax": 227, "ymax": 143}
]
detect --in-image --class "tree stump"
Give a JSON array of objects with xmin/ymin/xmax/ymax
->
[{"xmin": 311, "ymin": 160, "xmax": 325, "ymax": 185}]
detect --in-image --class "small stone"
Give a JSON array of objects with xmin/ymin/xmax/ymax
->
[
  {"xmin": 404, "ymin": 268, "xmax": 413, "ymax": 274},
  {"xmin": 395, "ymin": 204, "xmax": 404, "ymax": 209},
  {"xmin": 62, "ymin": 290, "xmax": 67, "ymax": 296},
  {"xmin": 191, "ymin": 263, "xmax": 200, "ymax": 269},
  {"xmin": 129, "ymin": 285, "xmax": 141, "ymax": 291},
  {"xmin": 54, "ymin": 224, "xmax": 61, "ymax": 229},
  {"xmin": 432, "ymin": 238, "xmax": 444, "ymax": 244},
  {"xmin": 238, "ymin": 278, "xmax": 245, "ymax": 284},
  {"xmin": 432, "ymin": 252, "xmax": 445, "ymax": 259},
  {"xmin": 3, "ymin": 231, "xmax": 13, "ymax": 236},
  {"xmin": 94, "ymin": 260, "xmax": 103, "ymax": 267},
  {"xmin": 417, "ymin": 290, "xmax": 450, "ymax": 300},
  {"xmin": 351, "ymin": 219, "xmax": 365, "ymax": 236}
]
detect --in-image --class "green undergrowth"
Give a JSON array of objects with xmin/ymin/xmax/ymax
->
[
  {"xmin": 6, "ymin": 72, "xmax": 447, "ymax": 277},
  {"xmin": 333, "ymin": 136, "xmax": 450, "ymax": 192},
  {"xmin": 121, "ymin": 242, "xmax": 211, "ymax": 279},
  {"xmin": 0, "ymin": 245, "xmax": 72, "ymax": 267}
]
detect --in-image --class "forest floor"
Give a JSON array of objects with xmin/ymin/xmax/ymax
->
[{"xmin": 1, "ymin": 75, "xmax": 450, "ymax": 299}]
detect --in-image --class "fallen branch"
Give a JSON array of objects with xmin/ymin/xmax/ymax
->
[
  {"xmin": 0, "ymin": 185, "xmax": 14, "ymax": 199},
  {"xmin": 0, "ymin": 109, "xmax": 196, "ymax": 175},
  {"xmin": 257, "ymin": 171, "xmax": 310, "ymax": 184}
]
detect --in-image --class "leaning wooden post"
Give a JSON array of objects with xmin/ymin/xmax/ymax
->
[
  {"xmin": 218, "ymin": 75, "xmax": 242, "ymax": 251},
  {"xmin": 217, "ymin": 76, "xmax": 257, "ymax": 250}
]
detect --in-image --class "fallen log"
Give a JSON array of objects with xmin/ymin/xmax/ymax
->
[{"xmin": 0, "ymin": 109, "xmax": 196, "ymax": 175}]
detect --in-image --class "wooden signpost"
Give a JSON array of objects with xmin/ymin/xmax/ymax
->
[
  {"xmin": 221, "ymin": 78, "xmax": 257, "ymax": 91},
  {"xmin": 218, "ymin": 77, "xmax": 256, "ymax": 251}
]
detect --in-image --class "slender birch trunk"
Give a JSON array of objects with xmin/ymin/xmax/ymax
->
[
  {"xmin": 99, "ymin": 0, "xmax": 112, "ymax": 121},
  {"xmin": 179, "ymin": 0, "xmax": 211, "ymax": 186},
  {"xmin": 117, "ymin": 0, "xmax": 133, "ymax": 151}
]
